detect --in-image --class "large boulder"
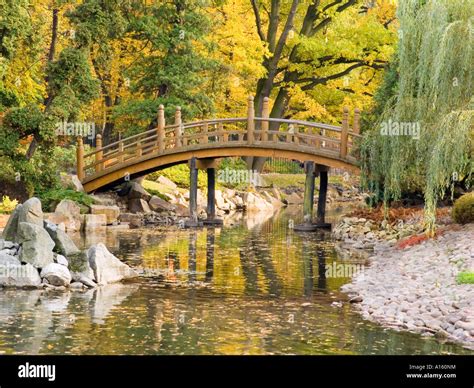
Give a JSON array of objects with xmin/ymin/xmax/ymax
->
[
  {"xmin": 43, "ymin": 221, "xmax": 80, "ymax": 256},
  {"xmin": 83, "ymin": 214, "xmax": 107, "ymax": 231},
  {"xmin": 1, "ymin": 204, "xmax": 21, "ymax": 242},
  {"xmin": 128, "ymin": 198, "xmax": 151, "ymax": 214},
  {"xmin": 60, "ymin": 174, "xmax": 84, "ymax": 192},
  {"xmin": 40, "ymin": 263, "xmax": 72, "ymax": 286},
  {"xmin": 127, "ymin": 182, "xmax": 152, "ymax": 201},
  {"xmin": 17, "ymin": 222, "xmax": 55, "ymax": 268},
  {"xmin": 149, "ymin": 195, "xmax": 175, "ymax": 212},
  {"xmin": 18, "ymin": 197, "xmax": 43, "ymax": 227},
  {"xmin": 0, "ymin": 257, "xmax": 41, "ymax": 287},
  {"xmin": 157, "ymin": 175, "xmax": 177, "ymax": 190},
  {"xmin": 87, "ymin": 243, "xmax": 137, "ymax": 285},
  {"xmin": 54, "ymin": 200, "xmax": 82, "ymax": 232},
  {"xmin": 243, "ymin": 192, "xmax": 273, "ymax": 213},
  {"xmin": 0, "ymin": 252, "xmax": 20, "ymax": 265},
  {"xmin": 68, "ymin": 250, "xmax": 95, "ymax": 280},
  {"xmin": 90, "ymin": 205, "xmax": 120, "ymax": 224}
]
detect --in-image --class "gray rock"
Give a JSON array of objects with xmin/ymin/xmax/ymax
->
[
  {"xmin": 43, "ymin": 220, "xmax": 80, "ymax": 256},
  {"xmin": 55, "ymin": 254, "xmax": 69, "ymax": 267},
  {"xmin": 149, "ymin": 195, "xmax": 174, "ymax": 212},
  {"xmin": 0, "ymin": 252, "xmax": 20, "ymax": 265},
  {"xmin": 54, "ymin": 200, "xmax": 82, "ymax": 231},
  {"xmin": 1, "ymin": 204, "xmax": 22, "ymax": 242},
  {"xmin": 18, "ymin": 197, "xmax": 43, "ymax": 227},
  {"xmin": 350, "ymin": 296, "xmax": 363, "ymax": 303},
  {"xmin": 71, "ymin": 273, "xmax": 96, "ymax": 288},
  {"xmin": 128, "ymin": 198, "xmax": 151, "ymax": 214},
  {"xmin": 70, "ymin": 282, "xmax": 84, "ymax": 289},
  {"xmin": 90, "ymin": 205, "xmax": 120, "ymax": 224},
  {"xmin": 60, "ymin": 174, "xmax": 84, "ymax": 192},
  {"xmin": 68, "ymin": 251, "xmax": 95, "ymax": 280},
  {"xmin": 17, "ymin": 222, "xmax": 55, "ymax": 269},
  {"xmin": 127, "ymin": 182, "xmax": 152, "ymax": 201},
  {"xmin": 0, "ymin": 260, "xmax": 41, "ymax": 287},
  {"xmin": 87, "ymin": 243, "xmax": 137, "ymax": 285},
  {"xmin": 40, "ymin": 263, "xmax": 72, "ymax": 286}
]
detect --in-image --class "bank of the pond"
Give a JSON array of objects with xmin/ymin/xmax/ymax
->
[{"xmin": 341, "ymin": 223, "xmax": 474, "ymax": 350}]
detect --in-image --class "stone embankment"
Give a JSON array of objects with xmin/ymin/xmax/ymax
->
[{"xmin": 341, "ymin": 223, "xmax": 474, "ymax": 350}]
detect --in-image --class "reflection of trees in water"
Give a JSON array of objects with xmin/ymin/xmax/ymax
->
[{"xmin": 238, "ymin": 229, "xmax": 283, "ymax": 297}]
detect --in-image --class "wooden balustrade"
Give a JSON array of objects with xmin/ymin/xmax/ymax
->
[{"xmin": 77, "ymin": 96, "xmax": 361, "ymax": 183}]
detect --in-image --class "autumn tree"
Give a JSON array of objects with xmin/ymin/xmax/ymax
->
[{"xmin": 247, "ymin": 0, "xmax": 396, "ymax": 170}]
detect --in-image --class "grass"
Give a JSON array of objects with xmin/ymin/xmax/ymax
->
[
  {"xmin": 457, "ymin": 271, "xmax": 474, "ymax": 285},
  {"xmin": 142, "ymin": 180, "xmax": 174, "ymax": 200}
]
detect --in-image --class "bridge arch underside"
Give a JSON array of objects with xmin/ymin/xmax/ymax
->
[{"xmin": 82, "ymin": 145, "xmax": 359, "ymax": 193}]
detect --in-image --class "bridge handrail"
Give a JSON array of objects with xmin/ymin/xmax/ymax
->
[{"xmin": 76, "ymin": 96, "xmax": 361, "ymax": 181}]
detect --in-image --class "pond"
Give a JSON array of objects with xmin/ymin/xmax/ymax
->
[{"xmin": 0, "ymin": 207, "xmax": 470, "ymax": 355}]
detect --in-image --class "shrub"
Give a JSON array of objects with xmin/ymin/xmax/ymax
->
[
  {"xmin": 147, "ymin": 164, "xmax": 206, "ymax": 189},
  {"xmin": 452, "ymin": 192, "xmax": 474, "ymax": 224},
  {"xmin": 0, "ymin": 196, "xmax": 18, "ymax": 214},
  {"xmin": 38, "ymin": 188, "xmax": 94, "ymax": 212},
  {"xmin": 457, "ymin": 272, "xmax": 474, "ymax": 285}
]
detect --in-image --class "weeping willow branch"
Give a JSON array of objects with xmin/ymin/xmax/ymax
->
[{"xmin": 360, "ymin": 0, "xmax": 474, "ymax": 234}]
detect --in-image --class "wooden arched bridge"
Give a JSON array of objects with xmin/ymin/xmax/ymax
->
[{"xmin": 76, "ymin": 96, "xmax": 361, "ymax": 230}]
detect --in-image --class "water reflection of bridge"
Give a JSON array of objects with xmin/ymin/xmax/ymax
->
[{"xmin": 170, "ymin": 225, "xmax": 329, "ymax": 297}]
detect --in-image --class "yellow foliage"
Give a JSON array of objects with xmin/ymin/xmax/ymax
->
[{"xmin": 0, "ymin": 196, "xmax": 18, "ymax": 214}]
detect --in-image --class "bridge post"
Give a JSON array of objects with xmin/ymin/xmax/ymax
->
[
  {"xmin": 202, "ymin": 122, "xmax": 209, "ymax": 144},
  {"xmin": 158, "ymin": 104, "xmax": 165, "ymax": 153},
  {"xmin": 340, "ymin": 106, "xmax": 349, "ymax": 158},
  {"xmin": 261, "ymin": 97, "xmax": 269, "ymax": 141},
  {"xmin": 353, "ymin": 108, "xmax": 360, "ymax": 134},
  {"xmin": 203, "ymin": 166, "xmax": 223, "ymax": 226},
  {"xmin": 294, "ymin": 162, "xmax": 331, "ymax": 231},
  {"xmin": 76, "ymin": 137, "xmax": 84, "ymax": 181},
  {"xmin": 118, "ymin": 140, "xmax": 124, "ymax": 164},
  {"xmin": 247, "ymin": 95, "xmax": 254, "ymax": 144},
  {"xmin": 294, "ymin": 161, "xmax": 316, "ymax": 231},
  {"xmin": 185, "ymin": 157, "xmax": 202, "ymax": 228},
  {"xmin": 95, "ymin": 134, "xmax": 103, "ymax": 173},
  {"xmin": 316, "ymin": 165, "xmax": 331, "ymax": 228},
  {"xmin": 175, "ymin": 106, "xmax": 182, "ymax": 148}
]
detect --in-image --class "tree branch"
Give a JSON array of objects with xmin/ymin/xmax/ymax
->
[
  {"xmin": 250, "ymin": 0, "xmax": 266, "ymax": 42},
  {"xmin": 300, "ymin": 61, "xmax": 386, "ymax": 91}
]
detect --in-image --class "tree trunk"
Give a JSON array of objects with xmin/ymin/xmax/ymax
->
[{"xmin": 26, "ymin": 8, "xmax": 59, "ymax": 161}]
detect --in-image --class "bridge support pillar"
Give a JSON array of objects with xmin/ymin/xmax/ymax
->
[
  {"xmin": 294, "ymin": 163, "xmax": 331, "ymax": 232},
  {"xmin": 185, "ymin": 157, "xmax": 203, "ymax": 228},
  {"xmin": 203, "ymin": 167, "xmax": 223, "ymax": 226},
  {"xmin": 315, "ymin": 165, "xmax": 331, "ymax": 229}
]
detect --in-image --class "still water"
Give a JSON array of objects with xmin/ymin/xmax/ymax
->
[{"xmin": 0, "ymin": 208, "xmax": 470, "ymax": 355}]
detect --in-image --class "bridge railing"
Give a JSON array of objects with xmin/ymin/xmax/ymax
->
[{"xmin": 77, "ymin": 96, "xmax": 361, "ymax": 181}]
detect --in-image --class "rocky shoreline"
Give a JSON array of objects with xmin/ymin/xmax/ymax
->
[
  {"xmin": 0, "ymin": 197, "xmax": 137, "ymax": 290},
  {"xmin": 341, "ymin": 223, "xmax": 474, "ymax": 350}
]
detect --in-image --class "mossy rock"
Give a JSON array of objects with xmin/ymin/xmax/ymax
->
[{"xmin": 452, "ymin": 192, "xmax": 474, "ymax": 224}]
